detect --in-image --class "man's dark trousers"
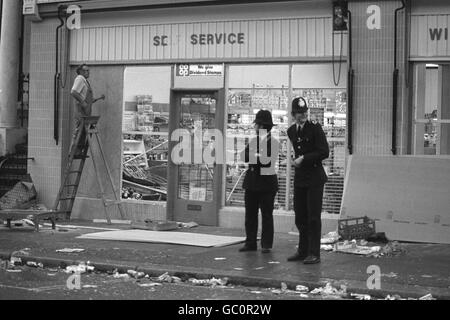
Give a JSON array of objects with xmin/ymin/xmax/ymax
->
[
  {"xmin": 244, "ymin": 190, "xmax": 276, "ymax": 249},
  {"xmin": 293, "ymin": 185, "xmax": 324, "ymax": 257}
]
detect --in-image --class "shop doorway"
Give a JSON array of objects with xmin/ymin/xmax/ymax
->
[{"xmin": 167, "ymin": 90, "xmax": 225, "ymax": 226}]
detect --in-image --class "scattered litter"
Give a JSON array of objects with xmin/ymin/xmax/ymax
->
[
  {"xmin": 254, "ymin": 267, "xmax": 264, "ymax": 270},
  {"xmin": 295, "ymin": 285, "xmax": 309, "ymax": 293},
  {"xmin": 152, "ymin": 272, "xmax": 182, "ymax": 283},
  {"xmin": 10, "ymin": 257, "xmax": 22, "ymax": 266},
  {"xmin": 6, "ymin": 269, "xmax": 22, "ymax": 273},
  {"xmin": 367, "ymin": 241, "xmax": 406, "ymax": 258},
  {"xmin": 385, "ymin": 294, "xmax": 404, "ymax": 300},
  {"xmin": 188, "ymin": 277, "xmax": 228, "ymax": 287},
  {"xmin": 321, "ymin": 231, "xmax": 340, "ymax": 244},
  {"xmin": 82, "ymin": 285, "xmax": 98, "ymax": 289},
  {"xmin": 138, "ymin": 282, "xmax": 162, "ymax": 288},
  {"xmin": 281, "ymin": 282, "xmax": 288, "ymax": 291},
  {"xmin": 382, "ymin": 272, "xmax": 398, "ymax": 278},
  {"xmin": 419, "ymin": 293, "xmax": 436, "ymax": 300},
  {"xmin": 179, "ymin": 221, "xmax": 199, "ymax": 229},
  {"xmin": 421, "ymin": 275, "xmax": 433, "ymax": 278},
  {"xmin": 309, "ymin": 283, "xmax": 347, "ymax": 297},
  {"xmin": 271, "ymin": 289, "xmax": 282, "ymax": 294},
  {"xmin": 113, "ymin": 272, "xmax": 130, "ymax": 279},
  {"xmin": 47, "ymin": 273, "xmax": 57, "ymax": 276},
  {"xmin": 268, "ymin": 261, "xmax": 280, "ymax": 264},
  {"xmin": 127, "ymin": 270, "xmax": 146, "ymax": 279},
  {"xmin": 56, "ymin": 248, "xmax": 85, "ymax": 253},
  {"xmin": 65, "ymin": 262, "xmax": 94, "ymax": 274},
  {"xmin": 320, "ymin": 244, "xmax": 334, "ymax": 251},
  {"xmin": 233, "ymin": 268, "xmax": 244, "ymax": 271},
  {"xmin": 350, "ymin": 293, "xmax": 372, "ymax": 300},
  {"xmin": 250, "ymin": 291, "xmax": 262, "ymax": 294},
  {"xmin": 334, "ymin": 241, "xmax": 381, "ymax": 256},
  {"xmin": 299, "ymin": 294, "xmax": 309, "ymax": 298},
  {"xmin": 26, "ymin": 261, "xmax": 43, "ymax": 268},
  {"xmin": 214, "ymin": 257, "xmax": 227, "ymax": 261}
]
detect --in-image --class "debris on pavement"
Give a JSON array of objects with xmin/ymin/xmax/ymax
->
[
  {"xmin": 82, "ymin": 285, "xmax": 98, "ymax": 289},
  {"xmin": 320, "ymin": 244, "xmax": 334, "ymax": 251},
  {"xmin": 179, "ymin": 221, "xmax": 199, "ymax": 229},
  {"xmin": 127, "ymin": 270, "xmax": 146, "ymax": 279},
  {"xmin": 334, "ymin": 240, "xmax": 381, "ymax": 255},
  {"xmin": 309, "ymin": 283, "xmax": 347, "ymax": 297},
  {"xmin": 151, "ymin": 272, "xmax": 182, "ymax": 283},
  {"xmin": 295, "ymin": 285, "xmax": 309, "ymax": 293},
  {"xmin": 253, "ymin": 267, "xmax": 264, "ymax": 270},
  {"xmin": 233, "ymin": 267, "xmax": 244, "ymax": 271},
  {"xmin": 138, "ymin": 282, "xmax": 162, "ymax": 288},
  {"xmin": 26, "ymin": 261, "xmax": 43, "ymax": 268},
  {"xmin": 367, "ymin": 241, "xmax": 406, "ymax": 258},
  {"xmin": 268, "ymin": 261, "xmax": 280, "ymax": 264},
  {"xmin": 350, "ymin": 293, "xmax": 372, "ymax": 300},
  {"xmin": 56, "ymin": 248, "xmax": 85, "ymax": 253},
  {"xmin": 382, "ymin": 272, "xmax": 398, "ymax": 278},
  {"xmin": 321, "ymin": 231, "xmax": 340, "ymax": 244},
  {"xmin": 188, "ymin": 277, "xmax": 229, "ymax": 287},
  {"xmin": 6, "ymin": 269, "xmax": 22, "ymax": 273},
  {"xmin": 9, "ymin": 256, "xmax": 22, "ymax": 267},
  {"xmin": 214, "ymin": 257, "xmax": 227, "ymax": 261},
  {"xmin": 65, "ymin": 262, "xmax": 94, "ymax": 274},
  {"xmin": 385, "ymin": 294, "xmax": 404, "ymax": 300},
  {"xmin": 113, "ymin": 272, "xmax": 130, "ymax": 279},
  {"xmin": 419, "ymin": 293, "xmax": 436, "ymax": 300}
]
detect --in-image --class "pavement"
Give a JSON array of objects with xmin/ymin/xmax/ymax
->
[{"xmin": 0, "ymin": 220, "xmax": 449, "ymax": 300}]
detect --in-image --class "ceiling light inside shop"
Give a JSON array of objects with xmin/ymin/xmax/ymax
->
[{"xmin": 426, "ymin": 64, "xmax": 439, "ymax": 68}]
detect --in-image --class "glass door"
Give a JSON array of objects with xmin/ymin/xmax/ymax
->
[
  {"xmin": 168, "ymin": 90, "xmax": 224, "ymax": 226},
  {"xmin": 413, "ymin": 64, "xmax": 450, "ymax": 155}
]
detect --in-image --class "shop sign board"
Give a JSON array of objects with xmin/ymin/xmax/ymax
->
[{"xmin": 177, "ymin": 64, "xmax": 223, "ymax": 77}]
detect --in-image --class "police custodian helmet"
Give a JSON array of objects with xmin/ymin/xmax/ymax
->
[{"xmin": 291, "ymin": 97, "xmax": 308, "ymax": 115}]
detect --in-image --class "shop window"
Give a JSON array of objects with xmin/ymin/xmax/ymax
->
[
  {"xmin": 413, "ymin": 64, "xmax": 450, "ymax": 156},
  {"xmin": 226, "ymin": 65, "xmax": 289, "ymax": 210},
  {"xmin": 225, "ymin": 63, "xmax": 347, "ymax": 215},
  {"xmin": 292, "ymin": 64, "xmax": 347, "ymax": 214},
  {"xmin": 121, "ymin": 66, "xmax": 171, "ymax": 201}
]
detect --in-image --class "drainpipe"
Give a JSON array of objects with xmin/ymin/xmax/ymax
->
[
  {"xmin": 392, "ymin": 0, "xmax": 406, "ymax": 155},
  {"xmin": 54, "ymin": 5, "xmax": 66, "ymax": 145},
  {"xmin": 347, "ymin": 10, "xmax": 354, "ymax": 155}
]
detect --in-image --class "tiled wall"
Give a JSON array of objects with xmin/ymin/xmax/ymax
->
[
  {"xmin": 349, "ymin": 1, "xmax": 407, "ymax": 155},
  {"xmin": 28, "ymin": 18, "xmax": 68, "ymax": 207}
]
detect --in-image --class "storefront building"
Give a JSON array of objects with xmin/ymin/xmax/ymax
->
[{"xmin": 23, "ymin": 0, "xmax": 450, "ymax": 242}]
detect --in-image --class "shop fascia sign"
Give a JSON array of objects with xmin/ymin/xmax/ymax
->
[{"xmin": 176, "ymin": 64, "xmax": 224, "ymax": 77}]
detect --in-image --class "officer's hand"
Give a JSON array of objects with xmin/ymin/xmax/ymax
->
[
  {"xmin": 100, "ymin": 94, "xmax": 106, "ymax": 100},
  {"xmin": 294, "ymin": 156, "xmax": 303, "ymax": 168}
]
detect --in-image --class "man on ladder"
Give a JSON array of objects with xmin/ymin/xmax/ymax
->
[
  {"xmin": 51, "ymin": 64, "xmax": 125, "ymax": 223},
  {"xmin": 70, "ymin": 64, "xmax": 105, "ymax": 155}
]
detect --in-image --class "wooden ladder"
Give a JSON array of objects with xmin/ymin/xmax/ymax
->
[{"xmin": 53, "ymin": 116, "xmax": 126, "ymax": 223}]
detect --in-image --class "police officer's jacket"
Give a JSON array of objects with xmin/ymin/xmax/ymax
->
[
  {"xmin": 287, "ymin": 121, "xmax": 329, "ymax": 187},
  {"xmin": 241, "ymin": 132, "xmax": 279, "ymax": 193}
]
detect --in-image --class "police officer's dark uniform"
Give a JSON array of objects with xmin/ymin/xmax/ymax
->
[
  {"xmin": 287, "ymin": 98, "xmax": 329, "ymax": 264},
  {"xmin": 239, "ymin": 110, "xmax": 279, "ymax": 253}
]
